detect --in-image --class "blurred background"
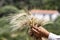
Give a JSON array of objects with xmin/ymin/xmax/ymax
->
[{"xmin": 0, "ymin": 0, "xmax": 60, "ymax": 40}]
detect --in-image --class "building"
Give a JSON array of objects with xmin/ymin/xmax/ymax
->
[{"xmin": 30, "ymin": 10, "xmax": 59, "ymax": 21}]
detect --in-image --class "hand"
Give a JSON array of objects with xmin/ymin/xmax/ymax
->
[
  {"xmin": 31, "ymin": 25, "xmax": 50, "ymax": 38},
  {"xmin": 32, "ymin": 27, "xmax": 42, "ymax": 38}
]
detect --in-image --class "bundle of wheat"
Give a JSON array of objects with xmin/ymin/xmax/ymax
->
[{"xmin": 10, "ymin": 10, "xmax": 51, "ymax": 40}]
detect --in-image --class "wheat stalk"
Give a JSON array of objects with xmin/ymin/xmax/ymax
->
[{"xmin": 10, "ymin": 10, "xmax": 51, "ymax": 40}]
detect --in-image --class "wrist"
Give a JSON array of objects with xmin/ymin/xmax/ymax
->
[{"xmin": 43, "ymin": 31, "xmax": 49, "ymax": 38}]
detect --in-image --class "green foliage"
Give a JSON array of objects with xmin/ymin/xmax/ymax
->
[
  {"xmin": 0, "ymin": 17, "xmax": 10, "ymax": 34},
  {"xmin": 0, "ymin": 6, "xmax": 19, "ymax": 17},
  {"xmin": 0, "ymin": 0, "xmax": 60, "ymax": 10},
  {"xmin": 44, "ymin": 16, "xmax": 60, "ymax": 35}
]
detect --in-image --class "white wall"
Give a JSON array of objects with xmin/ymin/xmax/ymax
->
[
  {"xmin": 52, "ymin": 14, "xmax": 59, "ymax": 21},
  {"xmin": 32, "ymin": 13, "xmax": 59, "ymax": 21}
]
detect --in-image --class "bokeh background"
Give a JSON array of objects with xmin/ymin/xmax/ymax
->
[{"xmin": 0, "ymin": 0, "xmax": 60, "ymax": 40}]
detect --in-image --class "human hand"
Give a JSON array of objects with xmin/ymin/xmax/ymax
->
[{"xmin": 30, "ymin": 25, "xmax": 49, "ymax": 38}]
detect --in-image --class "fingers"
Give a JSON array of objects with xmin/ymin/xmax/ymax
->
[
  {"xmin": 32, "ymin": 28, "xmax": 39, "ymax": 34},
  {"xmin": 32, "ymin": 28, "xmax": 40, "ymax": 37},
  {"xmin": 32, "ymin": 26, "xmax": 41, "ymax": 33}
]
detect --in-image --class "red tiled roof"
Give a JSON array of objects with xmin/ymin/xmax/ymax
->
[{"xmin": 30, "ymin": 10, "xmax": 58, "ymax": 14}]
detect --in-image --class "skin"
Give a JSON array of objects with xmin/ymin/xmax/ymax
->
[{"xmin": 30, "ymin": 25, "xmax": 50, "ymax": 38}]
